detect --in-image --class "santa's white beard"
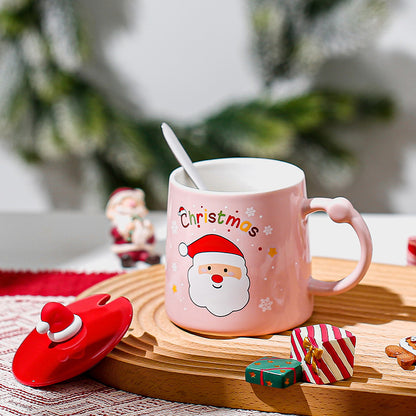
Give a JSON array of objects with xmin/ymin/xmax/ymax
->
[
  {"xmin": 113, "ymin": 214, "xmax": 132, "ymax": 234},
  {"xmin": 188, "ymin": 264, "xmax": 250, "ymax": 317}
]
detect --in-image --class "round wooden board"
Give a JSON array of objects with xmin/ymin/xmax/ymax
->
[{"xmin": 78, "ymin": 259, "xmax": 416, "ymax": 415}]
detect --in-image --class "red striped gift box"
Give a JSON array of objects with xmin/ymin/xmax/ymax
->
[{"xmin": 290, "ymin": 324, "xmax": 356, "ymax": 385}]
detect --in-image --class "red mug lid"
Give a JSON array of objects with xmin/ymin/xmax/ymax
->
[{"xmin": 12, "ymin": 294, "xmax": 133, "ymax": 387}]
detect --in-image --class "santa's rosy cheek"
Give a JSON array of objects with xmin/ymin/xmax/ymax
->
[{"xmin": 227, "ymin": 271, "xmax": 235, "ymax": 276}]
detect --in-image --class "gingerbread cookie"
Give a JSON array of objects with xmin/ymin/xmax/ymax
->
[{"xmin": 385, "ymin": 343, "xmax": 416, "ymax": 370}]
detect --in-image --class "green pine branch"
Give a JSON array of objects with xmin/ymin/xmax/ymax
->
[{"xmin": 92, "ymin": 90, "xmax": 393, "ymax": 208}]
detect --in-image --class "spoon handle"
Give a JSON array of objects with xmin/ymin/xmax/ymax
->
[{"xmin": 161, "ymin": 123, "xmax": 207, "ymax": 190}]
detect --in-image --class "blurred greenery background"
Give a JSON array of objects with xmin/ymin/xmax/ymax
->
[{"xmin": 0, "ymin": 0, "xmax": 399, "ymax": 210}]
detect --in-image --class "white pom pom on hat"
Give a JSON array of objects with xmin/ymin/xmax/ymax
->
[{"xmin": 178, "ymin": 242, "xmax": 188, "ymax": 257}]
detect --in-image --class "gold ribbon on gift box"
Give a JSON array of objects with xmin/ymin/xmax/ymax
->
[{"xmin": 303, "ymin": 337, "xmax": 323, "ymax": 374}]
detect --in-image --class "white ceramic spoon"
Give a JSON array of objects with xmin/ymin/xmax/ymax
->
[{"xmin": 161, "ymin": 122, "xmax": 207, "ymax": 190}]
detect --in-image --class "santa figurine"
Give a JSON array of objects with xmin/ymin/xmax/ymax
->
[{"xmin": 106, "ymin": 187, "xmax": 160, "ymax": 267}]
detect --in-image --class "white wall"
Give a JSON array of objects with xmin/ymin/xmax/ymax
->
[
  {"xmin": 1, "ymin": 0, "xmax": 416, "ymax": 213},
  {"xmin": 315, "ymin": 0, "xmax": 416, "ymax": 213},
  {"xmin": 81, "ymin": 0, "xmax": 260, "ymax": 123},
  {"xmin": 0, "ymin": 144, "xmax": 49, "ymax": 212}
]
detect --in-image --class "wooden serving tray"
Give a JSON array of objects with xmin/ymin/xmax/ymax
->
[{"xmin": 78, "ymin": 258, "xmax": 416, "ymax": 415}]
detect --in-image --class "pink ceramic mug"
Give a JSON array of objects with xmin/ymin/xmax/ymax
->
[{"xmin": 165, "ymin": 158, "xmax": 372, "ymax": 336}]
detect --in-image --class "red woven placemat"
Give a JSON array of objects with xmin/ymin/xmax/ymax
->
[{"xmin": 0, "ymin": 270, "xmax": 121, "ymax": 296}]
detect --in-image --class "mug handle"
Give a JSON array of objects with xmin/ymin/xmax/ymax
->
[{"xmin": 303, "ymin": 197, "xmax": 372, "ymax": 296}]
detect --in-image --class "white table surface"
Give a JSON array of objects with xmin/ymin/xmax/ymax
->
[{"xmin": 0, "ymin": 211, "xmax": 414, "ymax": 271}]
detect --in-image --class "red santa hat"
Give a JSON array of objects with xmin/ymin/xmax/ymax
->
[
  {"xmin": 179, "ymin": 234, "xmax": 246, "ymax": 269},
  {"xmin": 107, "ymin": 187, "xmax": 144, "ymax": 206},
  {"xmin": 36, "ymin": 302, "xmax": 83, "ymax": 343},
  {"xmin": 408, "ymin": 236, "xmax": 416, "ymax": 265}
]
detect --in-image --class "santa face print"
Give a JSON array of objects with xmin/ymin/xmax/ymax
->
[
  {"xmin": 180, "ymin": 235, "xmax": 250, "ymax": 317},
  {"xmin": 198, "ymin": 263, "xmax": 242, "ymax": 289},
  {"xmin": 188, "ymin": 257, "xmax": 250, "ymax": 317}
]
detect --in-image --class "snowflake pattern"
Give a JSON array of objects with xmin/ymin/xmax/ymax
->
[
  {"xmin": 258, "ymin": 297, "xmax": 273, "ymax": 312},
  {"xmin": 246, "ymin": 207, "xmax": 256, "ymax": 217},
  {"xmin": 171, "ymin": 220, "xmax": 178, "ymax": 234},
  {"xmin": 263, "ymin": 225, "xmax": 273, "ymax": 235},
  {"xmin": 171, "ymin": 262, "xmax": 177, "ymax": 272}
]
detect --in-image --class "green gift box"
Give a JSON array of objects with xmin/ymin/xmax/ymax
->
[{"xmin": 245, "ymin": 357, "xmax": 302, "ymax": 388}]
